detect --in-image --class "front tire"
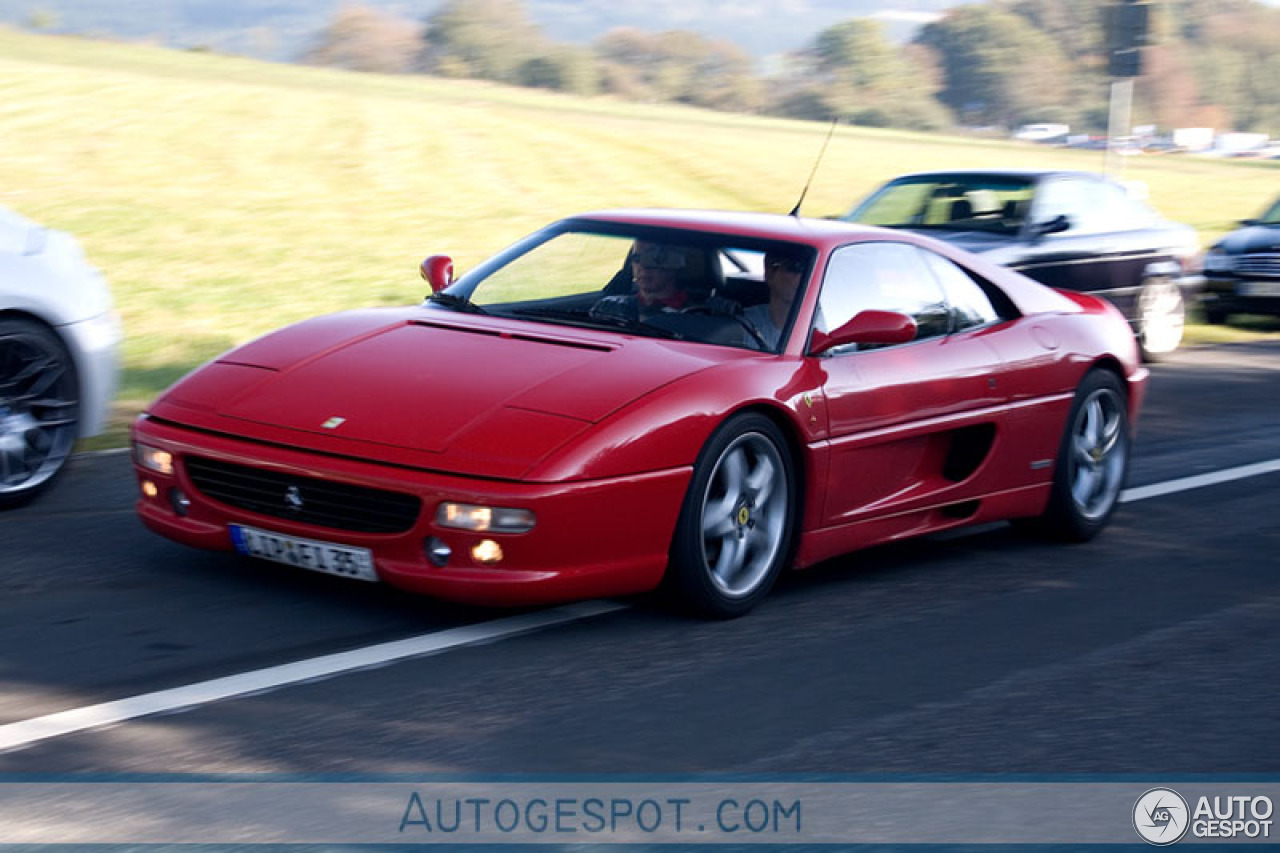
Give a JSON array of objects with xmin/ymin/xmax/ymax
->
[
  {"xmin": 668, "ymin": 413, "xmax": 798, "ymax": 618},
  {"xmin": 0, "ymin": 317, "xmax": 81, "ymax": 508},
  {"xmin": 1033, "ymin": 369, "xmax": 1130, "ymax": 541},
  {"xmin": 1136, "ymin": 278, "xmax": 1185, "ymax": 362}
]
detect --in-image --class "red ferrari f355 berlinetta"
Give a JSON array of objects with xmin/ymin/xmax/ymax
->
[{"xmin": 133, "ymin": 210, "xmax": 1147, "ymax": 617}]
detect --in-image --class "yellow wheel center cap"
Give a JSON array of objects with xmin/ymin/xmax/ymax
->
[{"xmin": 737, "ymin": 506, "xmax": 751, "ymax": 526}]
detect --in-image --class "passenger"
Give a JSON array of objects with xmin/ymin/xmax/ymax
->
[{"xmin": 741, "ymin": 248, "xmax": 806, "ymax": 349}]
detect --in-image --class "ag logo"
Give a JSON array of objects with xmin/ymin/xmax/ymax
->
[{"xmin": 1134, "ymin": 788, "xmax": 1190, "ymax": 845}]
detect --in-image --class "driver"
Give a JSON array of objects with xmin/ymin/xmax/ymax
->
[{"xmin": 591, "ymin": 241, "xmax": 697, "ymax": 321}]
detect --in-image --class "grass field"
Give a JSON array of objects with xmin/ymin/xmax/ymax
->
[{"xmin": 1, "ymin": 28, "xmax": 1277, "ymax": 447}]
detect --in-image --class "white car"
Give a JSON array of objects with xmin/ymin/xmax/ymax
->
[{"xmin": 1, "ymin": 206, "xmax": 121, "ymax": 507}]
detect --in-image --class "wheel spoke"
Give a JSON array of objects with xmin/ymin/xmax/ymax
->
[
  {"xmin": 1082, "ymin": 399, "xmax": 1102, "ymax": 446},
  {"xmin": 0, "ymin": 332, "xmax": 78, "ymax": 496},
  {"xmin": 1073, "ymin": 433, "xmax": 1095, "ymax": 465},
  {"xmin": 702, "ymin": 510, "xmax": 736, "ymax": 540},
  {"xmin": 745, "ymin": 455, "xmax": 777, "ymax": 506},
  {"xmin": 718, "ymin": 448, "xmax": 747, "ymax": 501},
  {"xmin": 1099, "ymin": 412, "xmax": 1122, "ymax": 456},
  {"xmin": 711, "ymin": 535, "xmax": 745, "ymax": 586},
  {"xmin": 1072, "ymin": 466, "xmax": 1099, "ymax": 507},
  {"xmin": 22, "ymin": 361, "xmax": 67, "ymax": 402}
]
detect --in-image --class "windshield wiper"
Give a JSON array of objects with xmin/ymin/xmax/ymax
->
[
  {"xmin": 427, "ymin": 292, "xmax": 488, "ymax": 314},
  {"xmin": 584, "ymin": 311, "xmax": 683, "ymax": 339},
  {"xmin": 508, "ymin": 306, "xmax": 589, "ymax": 320}
]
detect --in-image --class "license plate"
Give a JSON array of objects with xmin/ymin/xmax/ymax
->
[
  {"xmin": 229, "ymin": 524, "xmax": 378, "ymax": 582},
  {"xmin": 1238, "ymin": 281, "xmax": 1280, "ymax": 297}
]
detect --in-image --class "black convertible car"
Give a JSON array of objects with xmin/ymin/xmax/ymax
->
[
  {"xmin": 1201, "ymin": 194, "xmax": 1280, "ymax": 323},
  {"xmin": 842, "ymin": 169, "xmax": 1202, "ymax": 360}
]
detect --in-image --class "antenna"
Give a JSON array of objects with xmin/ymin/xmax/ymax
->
[{"xmin": 789, "ymin": 117, "xmax": 840, "ymax": 217}]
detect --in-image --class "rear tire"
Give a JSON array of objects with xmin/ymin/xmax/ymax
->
[
  {"xmin": 667, "ymin": 413, "xmax": 798, "ymax": 619},
  {"xmin": 0, "ymin": 317, "xmax": 81, "ymax": 508},
  {"xmin": 1030, "ymin": 370, "xmax": 1130, "ymax": 542}
]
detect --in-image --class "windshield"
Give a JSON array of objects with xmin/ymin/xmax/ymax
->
[
  {"xmin": 846, "ymin": 175, "xmax": 1036, "ymax": 236},
  {"xmin": 1259, "ymin": 197, "xmax": 1280, "ymax": 225},
  {"xmin": 424, "ymin": 223, "xmax": 814, "ymax": 353}
]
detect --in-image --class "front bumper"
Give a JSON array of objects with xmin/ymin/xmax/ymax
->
[
  {"xmin": 132, "ymin": 416, "xmax": 691, "ymax": 606},
  {"xmin": 61, "ymin": 310, "xmax": 122, "ymax": 438},
  {"xmin": 1200, "ymin": 273, "xmax": 1280, "ymax": 317}
]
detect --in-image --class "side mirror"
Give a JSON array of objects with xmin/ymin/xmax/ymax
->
[
  {"xmin": 810, "ymin": 310, "xmax": 918, "ymax": 356},
  {"xmin": 420, "ymin": 255, "xmax": 455, "ymax": 293},
  {"xmin": 1030, "ymin": 214, "xmax": 1071, "ymax": 237}
]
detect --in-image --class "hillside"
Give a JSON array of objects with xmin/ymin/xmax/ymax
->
[{"xmin": 0, "ymin": 0, "xmax": 959, "ymax": 60}]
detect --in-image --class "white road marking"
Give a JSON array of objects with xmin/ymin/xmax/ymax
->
[
  {"xmin": 0, "ymin": 600, "xmax": 626, "ymax": 753},
  {"xmin": 1120, "ymin": 458, "xmax": 1280, "ymax": 503},
  {"xmin": 73, "ymin": 446, "xmax": 131, "ymax": 458},
  {"xmin": 3, "ymin": 458, "xmax": 1278, "ymax": 754}
]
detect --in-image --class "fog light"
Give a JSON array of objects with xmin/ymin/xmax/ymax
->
[
  {"xmin": 437, "ymin": 502, "xmax": 535, "ymax": 533},
  {"xmin": 169, "ymin": 488, "xmax": 191, "ymax": 517},
  {"xmin": 141, "ymin": 480, "xmax": 159, "ymax": 499},
  {"xmin": 471, "ymin": 539, "xmax": 504, "ymax": 565},
  {"xmin": 134, "ymin": 443, "xmax": 174, "ymax": 476},
  {"xmin": 425, "ymin": 536, "xmax": 452, "ymax": 567}
]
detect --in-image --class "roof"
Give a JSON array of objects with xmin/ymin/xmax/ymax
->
[
  {"xmin": 571, "ymin": 208, "xmax": 888, "ymax": 248},
  {"xmin": 882, "ymin": 168, "xmax": 1107, "ymax": 182}
]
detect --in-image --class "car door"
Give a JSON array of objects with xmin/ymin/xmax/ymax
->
[
  {"xmin": 1007, "ymin": 175, "xmax": 1122, "ymax": 295},
  {"xmin": 1079, "ymin": 178, "xmax": 1187, "ymax": 320},
  {"xmin": 812, "ymin": 241, "xmax": 1008, "ymax": 529}
]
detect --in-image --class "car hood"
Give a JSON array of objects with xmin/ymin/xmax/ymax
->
[
  {"xmin": 153, "ymin": 309, "xmax": 723, "ymax": 479},
  {"xmin": 1217, "ymin": 223, "xmax": 1280, "ymax": 254}
]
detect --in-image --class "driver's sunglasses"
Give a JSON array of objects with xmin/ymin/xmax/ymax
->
[{"xmin": 766, "ymin": 256, "xmax": 806, "ymax": 274}]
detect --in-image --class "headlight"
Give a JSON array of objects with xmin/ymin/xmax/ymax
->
[
  {"xmin": 1203, "ymin": 249, "xmax": 1233, "ymax": 274},
  {"xmin": 436, "ymin": 502, "xmax": 536, "ymax": 533},
  {"xmin": 134, "ymin": 442, "xmax": 174, "ymax": 476}
]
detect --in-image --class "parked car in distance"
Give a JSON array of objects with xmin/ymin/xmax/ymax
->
[
  {"xmin": 1, "ymin": 206, "xmax": 121, "ymax": 507},
  {"xmin": 1201, "ymin": 194, "xmax": 1280, "ymax": 323},
  {"xmin": 133, "ymin": 209, "xmax": 1146, "ymax": 618},
  {"xmin": 841, "ymin": 169, "xmax": 1202, "ymax": 360}
]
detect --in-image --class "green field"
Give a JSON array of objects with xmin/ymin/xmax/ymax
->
[{"xmin": 1, "ymin": 28, "xmax": 1277, "ymax": 447}]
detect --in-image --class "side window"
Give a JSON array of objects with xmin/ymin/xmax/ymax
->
[
  {"xmin": 1032, "ymin": 177, "xmax": 1089, "ymax": 233},
  {"xmin": 918, "ymin": 248, "xmax": 1002, "ymax": 331},
  {"xmin": 1093, "ymin": 179, "xmax": 1158, "ymax": 232},
  {"xmin": 816, "ymin": 242, "xmax": 950, "ymax": 348}
]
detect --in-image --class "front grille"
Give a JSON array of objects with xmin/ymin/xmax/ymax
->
[
  {"xmin": 1235, "ymin": 252, "xmax": 1280, "ymax": 278},
  {"xmin": 185, "ymin": 457, "xmax": 421, "ymax": 534}
]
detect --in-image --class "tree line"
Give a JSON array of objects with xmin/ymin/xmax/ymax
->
[{"xmin": 301, "ymin": 0, "xmax": 1280, "ymax": 134}]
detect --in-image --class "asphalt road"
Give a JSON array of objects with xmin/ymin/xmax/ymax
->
[{"xmin": 1, "ymin": 342, "xmax": 1277, "ymax": 776}]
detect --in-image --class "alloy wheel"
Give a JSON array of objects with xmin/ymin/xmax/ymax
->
[
  {"xmin": 0, "ymin": 324, "xmax": 79, "ymax": 499},
  {"xmin": 697, "ymin": 431, "xmax": 789, "ymax": 598},
  {"xmin": 1068, "ymin": 386, "xmax": 1127, "ymax": 522}
]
